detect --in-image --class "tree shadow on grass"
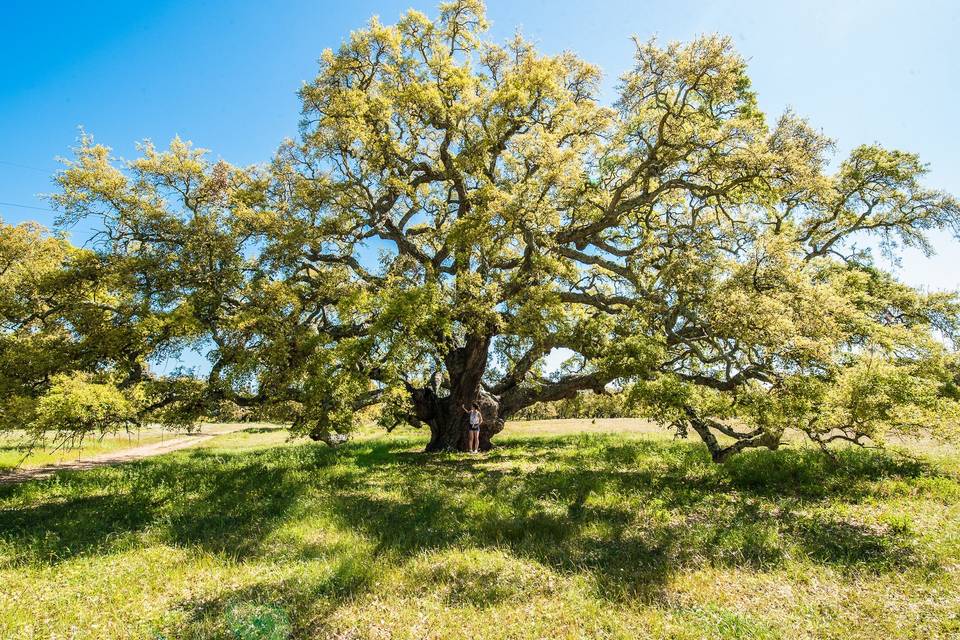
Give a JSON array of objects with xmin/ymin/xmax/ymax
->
[
  {"xmin": 323, "ymin": 436, "xmax": 940, "ymax": 599},
  {"xmin": 157, "ymin": 554, "xmax": 376, "ymax": 639},
  {"xmin": 0, "ymin": 444, "xmax": 342, "ymax": 565},
  {"xmin": 0, "ymin": 433, "xmax": 948, "ymax": 608}
]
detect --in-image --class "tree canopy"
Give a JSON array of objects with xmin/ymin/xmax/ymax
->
[{"xmin": 3, "ymin": 0, "xmax": 960, "ymax": 459}]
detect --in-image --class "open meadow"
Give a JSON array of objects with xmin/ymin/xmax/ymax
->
[
  {"xmin": 1, "ymin": 419, "xmax": 958, "ymax": 639},
  {"xmin": 0, "ymin": 428, "xmax": 173, "ymax": 472}
]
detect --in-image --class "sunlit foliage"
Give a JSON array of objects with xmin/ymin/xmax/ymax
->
[{"xmin": 3, "ymin": 1, "xmax": 959, "ymax": 459}]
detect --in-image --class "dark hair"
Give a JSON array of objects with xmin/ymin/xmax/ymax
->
[{"xmin": 472, "ymin": 402, "xmax": 480, "ymax": 409}]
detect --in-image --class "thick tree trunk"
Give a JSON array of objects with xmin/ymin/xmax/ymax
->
[
  {"xmin": 419, "ymin": 390, "xmax": 504, "ymax": 452},
  {"xmin": 408, "ymin": 332, "xmax": 505, "ymax": 452}
]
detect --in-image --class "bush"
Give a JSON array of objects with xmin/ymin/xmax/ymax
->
[{"xmin": 27, "ymin": 373, "xmax": 141, "ymax": 446}]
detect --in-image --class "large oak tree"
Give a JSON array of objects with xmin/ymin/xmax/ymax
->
[{"xmin": 10, "ymin": 1, "xmax": 960, "ymax": 459}]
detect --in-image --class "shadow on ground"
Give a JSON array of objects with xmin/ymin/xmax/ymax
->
[
  {"xmin": 0, "ymin": 446, "xmax": 339, "ymax": 563},
  {"xmin": 325, "ymin": 438, "xmax": 935, "ymax": 597},
  {"xmin": 0, "ymin": 433, "xmax": 951, "ymax": 635}
]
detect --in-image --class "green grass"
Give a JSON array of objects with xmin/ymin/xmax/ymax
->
[{"xmin": 1, "ymin": 421, "xmax": 959, "ymax": 639}]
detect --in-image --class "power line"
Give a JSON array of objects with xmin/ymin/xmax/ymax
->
[
  {"xmin": 0, "ymin": 201, "xmax": 59, "ymax": 214},
  {"xmin": 0, "ymin": 160, "xmax": 57, "ymax": 174}
]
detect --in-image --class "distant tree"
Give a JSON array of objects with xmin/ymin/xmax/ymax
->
[
  {"xmin": 516, "ymin": 390, "xmax": 634, "ymax": 421},
  {"xmin": 32, "ymin": 1, "xmax": 960, "ymax": 459}
]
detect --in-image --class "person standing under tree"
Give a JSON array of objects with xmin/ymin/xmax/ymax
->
[{"xmin": 462, "ymin": 402, "xmax": 482, "ymax": 453}]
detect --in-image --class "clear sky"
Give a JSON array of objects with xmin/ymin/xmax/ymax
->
[{"xmin": 2, "ymin": 0, "xmax": 958, "ymax": 280}]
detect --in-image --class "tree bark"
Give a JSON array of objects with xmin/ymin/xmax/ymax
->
[
  {"xmin": 683, "ymin": 406, "xmax": 780, "ymax": 463},
  {"xmin": 409, "ymin": 333, "xmax": 505, "ymax": 452},
  {"xmin": 413, "ymin": 388, "xmax": 504, "ymax": 452}
]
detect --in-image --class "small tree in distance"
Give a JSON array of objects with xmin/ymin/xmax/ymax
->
[{"xmin": 21, "ymin": 0, "xmax": 960, "ymax": 459}]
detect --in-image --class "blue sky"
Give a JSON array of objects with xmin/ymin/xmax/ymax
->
[{"xmin": 1, "ymin": 1, "xmax": 958, "ymax": 374}]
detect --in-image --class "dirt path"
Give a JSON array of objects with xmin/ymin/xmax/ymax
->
[{"xmin": 0, "ymin": 423, "xmax": 250, "ymax": 485}]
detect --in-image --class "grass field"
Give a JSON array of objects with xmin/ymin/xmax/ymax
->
[
  {"xmin": 1, "ymin": 420, "xmax": 959, "ymax": 639},
  {"xmin": 0, "ymin": 428, "xmax": 177, "ymax": 472}
]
